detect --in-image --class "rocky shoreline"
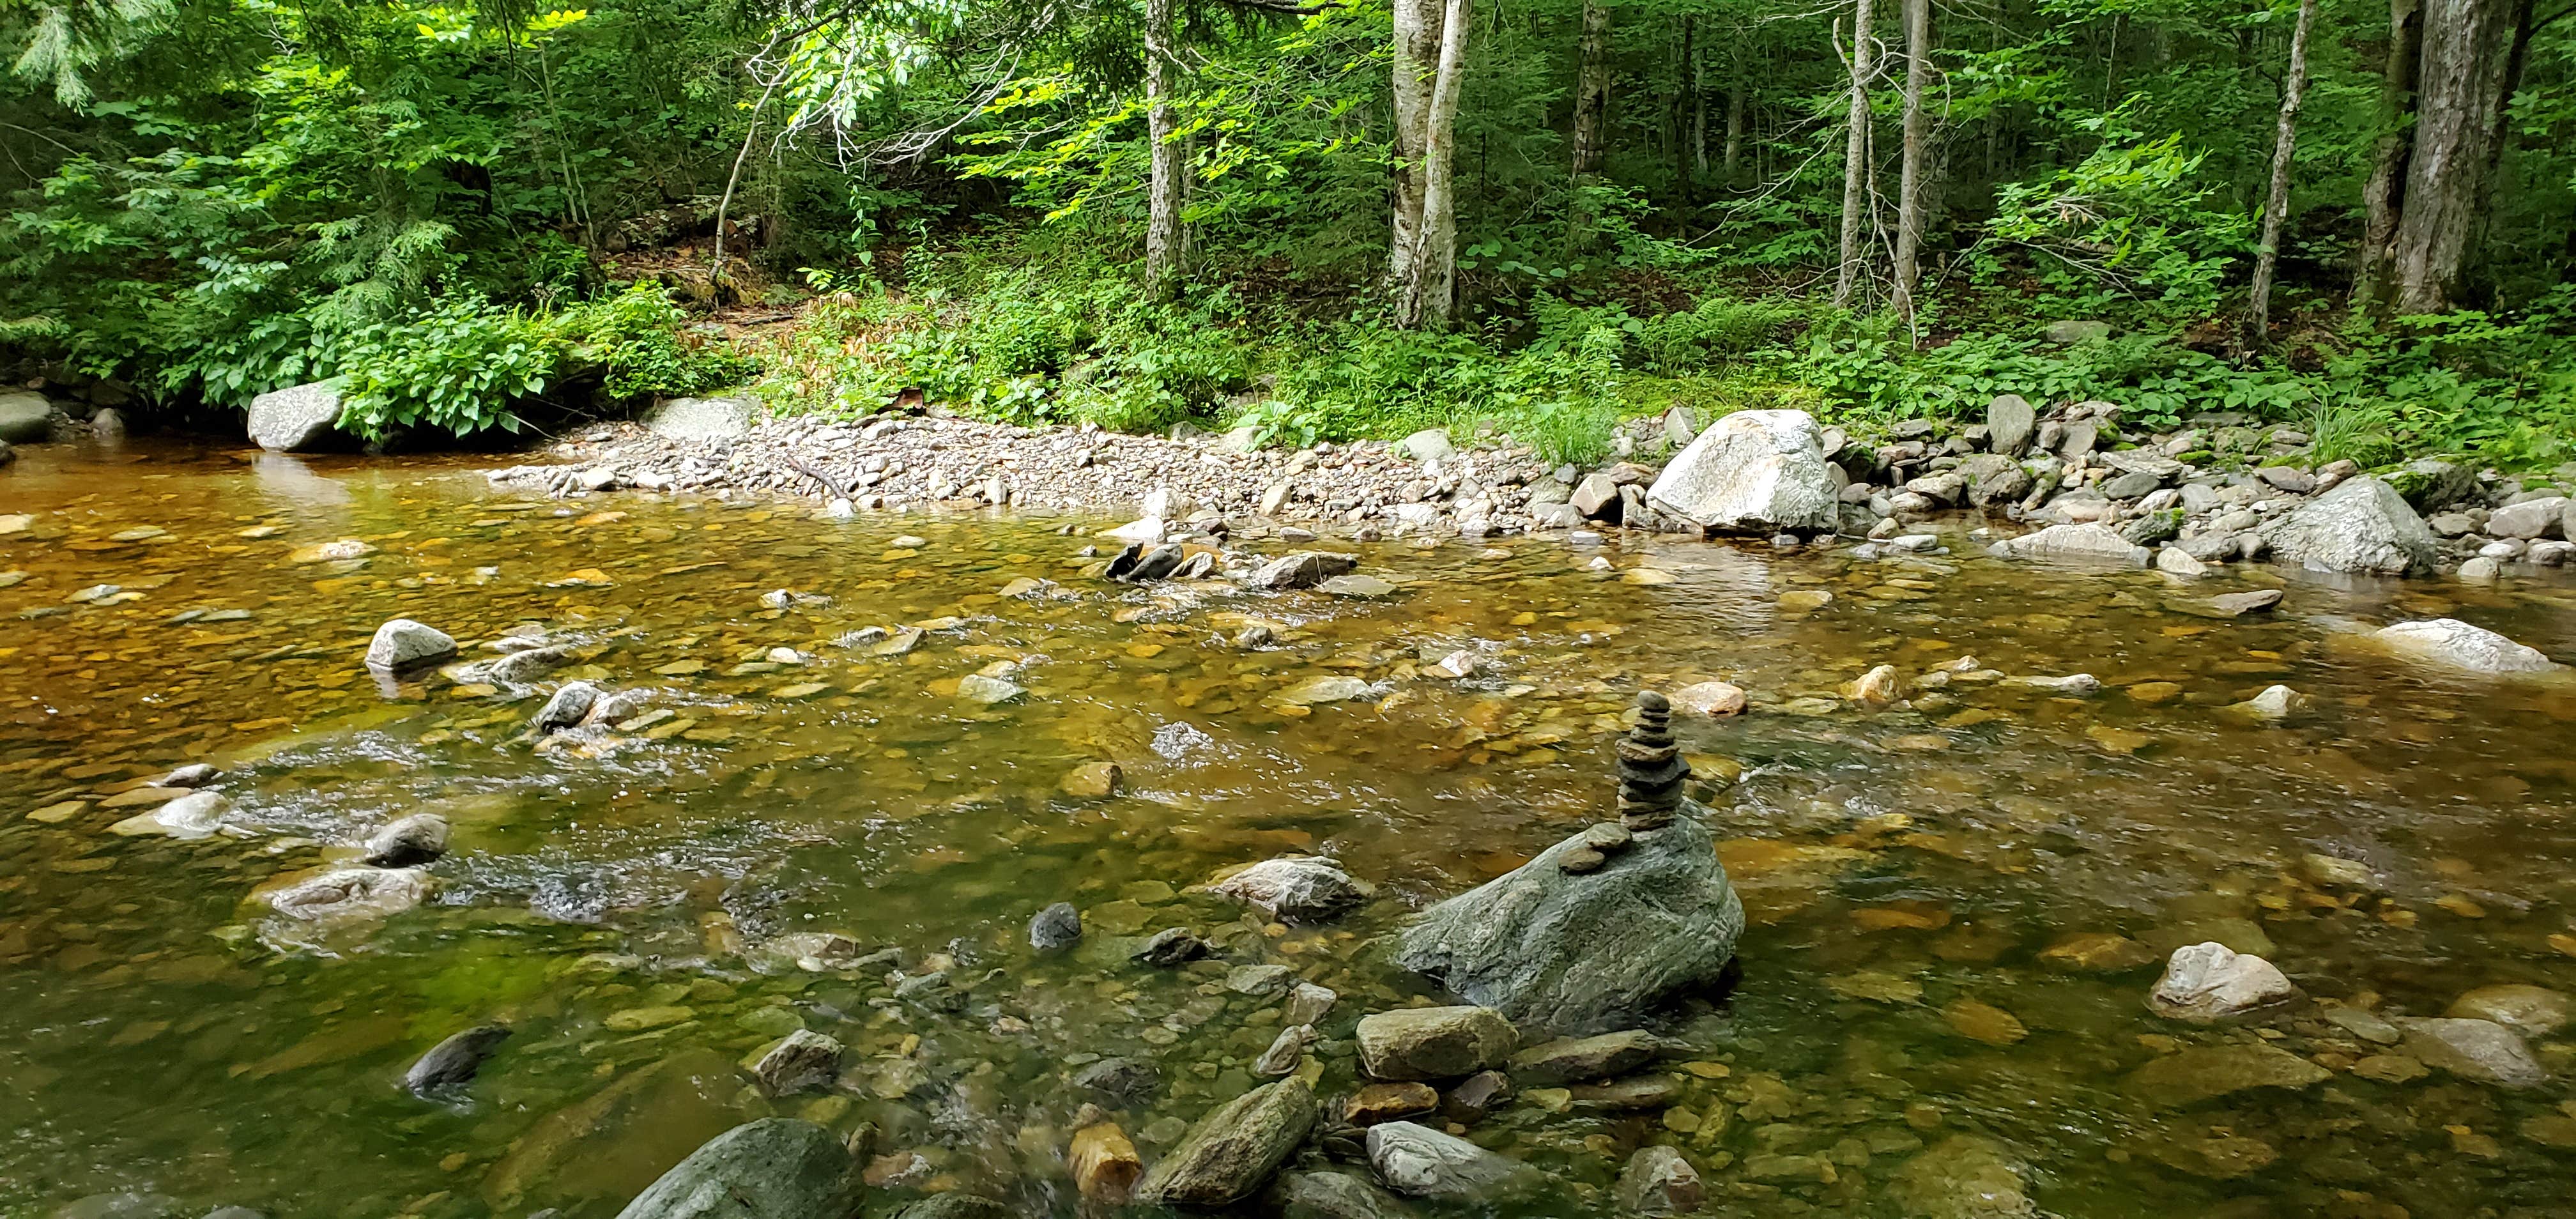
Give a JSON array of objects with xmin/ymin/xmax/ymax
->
[{"xmin": 480, "ymin": 392, "xmax": 2576, "ymax": 581}]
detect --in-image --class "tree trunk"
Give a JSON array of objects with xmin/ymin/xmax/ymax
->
[
  {"xmin": 1834, "ymin": 0, "xmax": 1876, "ymax": 309},
  {"xmin": 1889, "ymin": 0, "xmax": 1931, "ymax": 327},
  {"xmin": 1675, "ymin": 16, "xmax": 1695, "ymax": 203},
  {"xmin": 1143, "ymin": 0, "xmax": 1183, "ymax": 298},
  {"xmin": 1723, "ymin": 86, "xmax": 1743, "ymax": 183},
  {"xmin": 2389, "ymin": 0, "xmax": 2525, "ymax": 313},
  {"xmin": 1572, "ymin": 0, "xmax": 1611, "ymax": 176},
  {"xmin": 1690, "ymin": 28, "xmax": 1707, "ymax": 185},
  {"xmin": 1391, "ymin": 0, "xmax": 1440, "ymax": 289},
  {"xmin": 1400, "ymin": 0, "xmax": 1472, "ymax": 330},
  {"xmin": 2244, "ymin": 0, "xmax": 2317, "ymax": 350},
  {"xmin": 2354, "ymin": 0, "xmax": 2422, "ymax": 311}
]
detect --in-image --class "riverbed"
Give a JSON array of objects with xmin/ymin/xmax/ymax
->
[{"xmin": 5, "ymin": 438, "xmax": 2576, "ymax": 1218}]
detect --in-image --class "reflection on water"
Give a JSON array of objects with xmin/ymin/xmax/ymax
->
[{"xmin": 4, "ymin": 440, "xmax": 2575, "ymax": 1218}]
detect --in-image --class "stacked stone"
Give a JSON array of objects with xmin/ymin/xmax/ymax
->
[{"xmin": 1615, "ymin": 691, "xmax": 1690, "ymax": 832}]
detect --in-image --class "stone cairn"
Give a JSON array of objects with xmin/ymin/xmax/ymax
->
[{"xmin": 1563, "ymin": 691, "xmax": 1692, "ymax": 875}]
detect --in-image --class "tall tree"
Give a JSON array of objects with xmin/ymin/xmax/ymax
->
[
  {"xmin": 2374, "ymin": 0, "xmax": 2538, "ymax": 313},
  {"xmin": 1888, "ymin": 0, "xmax": 1931, "ymax": 326},
  {"xmin": 2244, "ymin": 0, "xmax": 2318, "ymax": 349},
  {"xmin": 1391, "ymin": 0, "xmax": 1441, "ymax": 290},
  {"xmin": 1143, "ymin": 0, "xmax": 1184, "ymax": 298},
  {"xmin": 1833, "ymin": 0, "xmax": 1875, "ymax": 309},
  {"xmin": 1572, "ymin": 0, "xmax": 1612, "ymax": 176},
  {"xmin": 2355, "ymin": 0, "xmax": 2424, "ymax": 310},
  {"xmin": 1398, "ymin": 0, "xmax": 1472, "ymax": 328}
]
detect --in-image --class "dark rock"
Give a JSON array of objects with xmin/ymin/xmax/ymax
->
[
  {"xmin": 611, "ymin": 1119, "xmax": 855, "ymax": 1219},
  {"xmin": 364, "ymin": 813, "xmax": 451, "ymax": 868},
  {"xmin": 1133, "ymin": 1078, "xmax": 1320, "ymax": 1207},
  {"xmin": 1507, "ymin": 1030, "xmax": 1669, "ymax": 1084},
  {"xmin": 1568, "ymin": 1076, "xmax": 1682, "ymax": 1110},
  {"xmin": 535, "ymin": 682, "xmax": 601, "ymax": 734},
  {"xmin": 889, "ymin": 1196, "xmax": 1009, "ymax": 1219},
  {"xmin": 1440, "ymin": 1071, "xmax": 1511, "ymax": 1124},
  {"xmin": 1029, "ymin": 902, "xmax": 1083, "ymax": 950},
  {"xmin": 1248, "ymin": 550, "xmax": 1360, "ymax": 590},
  {"xmin": 753, "ymin": 1029, "xmax": 845, "ymax": 1096},
  {"xmin": 1073, "ymin": 1057, "xmax": 1163, "ymax": 1105},
  {"xmin": 404, "ymin": 1024, "xmax": 512, "ymax": 1096},
  {"xmin": 1275, "ymin": 1170, "xmax": 1409, "ymax": 1219},
  {"xmin": 1133, "ymin": 928, "xmax": 1209, "ymax": 967}
]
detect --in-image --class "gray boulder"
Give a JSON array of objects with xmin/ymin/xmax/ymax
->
[
  {"xmin": 2383, "ymin": 458, "xmax": 2475, "ymax": 510},
  {"xmin": 1616, "ymin": 1146, "xmax": 1703, "ymax": 1216},
  {"xmin": 752, "ymin": 1029, "xmax": 844, "ymax": 1096},
  {"xmin": 1644, "ymin": 409, "xmax": 1838, "ymax": 535},
  {"xmin": 1508, "ymin": 1029, "xmax": 1669, "ymax": 1084},
  {"xmin": 1275, "ymin": 1170, "xmax": 1409, "ymax": 1219},
  {"xmin": 1987, "ymin": 523, "xmax": 2149, "ymax": 567},
  {"xmin": 1209, "ymin": 856, "xmax": 1372, "ymax": 923},
  {"xmin": 365, "ymin": 618, "xmax": 456, "ymax": 670},
  {"xmin": 0, "ymin": 390, "xmax": 57, "ymax": 443},
  {"xmin": 1986, "ymin": 394, "xmax": 2036, "ymax": 456},
  {"xmin": 2258, "ymin": 477, "xmax": 2435, "ymax": 576},
  {"xmin": 535, "ymin": 682, "xmax": 602, "ymax": 733},
  {"xmin": 644, "ymin": 395, "xmax": 760, "ymax": 441},
  {"xmin": 2394, "ymin": 1016, "xmax": 2547, "ymax": 1089},
  {"xmin": 2373, "ymin": 618, "xmax": 2561, "ymax": 674},
  {"xmin": 364, "ymin": 813, "xmax": 450, "ymax": 868},
  {"xmin": 1029, "ymin": 901, "xmax": 1083, "ymax": 949},
  {"xmin": 247, "ymin": 382, "xmax": 343, "ymax": 451},
  {"xmin": 1397, "ymin": 429, "xmax": 1454, "ymax": 463},
  {"xmin": 404, "ymin": 1024, "xmax": 512, "ymax": 1096},
  {"xmin": 1363, "ymin": 1122, "xmax": 1537, "ymax": 1200},
  {"xmin": 611, "ymin": 1118, "xmax": 855, "ymax": 1219},
  {"xmin": 1356, "ymin": 1006, "xmax": 1517, "ymax": 1081},
  {"xmin": 1248, "ymin": 550, "xmax": 1359, "ymax": 590},
  {"xmin": 1393, "ymin": 809, "xmax": 1744, "ymax": 1035},
  {"xmin": 1134, "ymin": 1078, "xmax": 1319, "ymax": 1206}
]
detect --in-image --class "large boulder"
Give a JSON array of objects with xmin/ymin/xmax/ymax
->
[
  {"xmin": 1644, "ymin": 409, "xmax": 1838, "ymax": 535},
  {"xmin": 0, "ymin": 391, "xmax": 53, "ymax": 443},
  {"xmin": 2393, "ymin": 1016, "xmax": 2547, "ymax": 1089},
  {"xmin": 612, "ymin": 1119, "xmax": 855, "ymax": 1219},
  {"xmin": 2373, "ymin": 618, "xmax": 2561, "ymax": 674},
  {"xmin": 366, "ymin": 618, "xmax": 457, "ymax": 670},
  {"xmin": 2382, "ymin": 458, "xmax": 2476, "ymax": 510},
  {"xmin": 2257, "ymin": 477, "xmax": 2436, "ymax": 576},
  {"xmin": 1393, "ymin": 810, "xmax": 1744, "ymax": 1035},
  {"xmin": 1986, "ymin": 394, "xmax": 2036, "ymax": 457},
  {"xmin": 1134, "ymin": 1078, "xmax": 1319, "ymax": 1206},
  {"xmin": 247, "ymin": 382, "xmax": 344, "ymax": 451},
  {"xmin": 1209, "ymin": 856, "xmax": 1372, "ymax": 923},
  {"xmin": 645, "ymin": 395, "xmax": 760, "ymax": 441}
]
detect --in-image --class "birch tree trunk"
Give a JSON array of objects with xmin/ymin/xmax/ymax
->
[
  {"xmin": 1571, "ymin": 0, "xmax": 1611, "ymax": 176},
  {"xmin": 1143, "ymin": 0, "xmax": 1183, "ymax": 298},
  {"xmin": 1689, "ymin": 25, "xmax": 1707, "ymax": 185},
  {"xmin": 2389, "ymin": 0, "xmax": 2525, "ymax": 313},
  {"xmin": 2244, "ymin": 0, "xmax": 2317, "ymax": 349},
  {"xmin": 1399, "ymin": 0, "xmax": 1471, "ymax": 330},
  {"xmin": 1834, "ymin": 0, "xmax": 1876, "ymax": 309},
  {"xmin": 1723, "ymin": 86, "xmax": 1743, "ymax": 183},
  {"xmin": 1889, "ymin": 0, "xmax": 1931, "ymax": 327},
  {"xmin": 2354, "ymin": 0, "xmax": 2422, "ymax": 312},
  {"xmin": 1390, "ymin": 0, "xmax": 1440, "ymax": 289}
]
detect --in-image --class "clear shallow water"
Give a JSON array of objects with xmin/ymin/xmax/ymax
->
[{"xmin": 3, "ymin": 440, "xmax": 2576, "ymax": 1218}]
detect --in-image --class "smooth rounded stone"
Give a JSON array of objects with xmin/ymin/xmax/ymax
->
[
  {"xmin": 1073, "ymin": 1057, "xmax": 1163, "ymax": 1105},
  {"xmin": 2457, "ymin": 556, "xmax": 2503, "ymax": 581},
  {"xmin": 643, "ymin": 395, "xmax": 760, "ymax": 441},
  {"xmin": 1669, "ymin": 680, "xmax": 1745, "ymax": 716},
  {"xmin": 161, "ymin": 763, "xmax": 218, "ymax": 788},
  {"xmin": 2372, "ymin": 618, "xmax": 2561, "ymax": 673},
  {"xmin": 2228, "ymin": 684, "xmax": 2304, "ymax": 721},
  {"xmin": 406, "ymin": 1024, "xmax": 513, "ymax": 1096},
  {"xmin": 1364, "ymin": 1121, "xmax": 1538, "ymax": 1200},
  {"xmin": 1284, "ymin": 982, "xmax": 1338, "ymax": 1027},
  {"xmin": 1395, "ymin": 810, "xmax": 1741, "ymax": 1035},
  {"xmin": 2007, "ymin": 673, "xmax": 2101, "ymax": 694},
  {"xmin": 2154, "ymin": 546, "xmax": 2207, "ymax": 576},
  {"xmin": 261, "ymin": 866, "xmax": 432, "ymax": 924},
  {"xmin": 1844, "ymin": 664, "xmax": 1904, "ymax": 706},
  {"xmin": 1209, "ymin": 856, "xmax": 1372, "ymax": 924},
  {"xmin": 2204, "ymin": 588, "xmax": 2283, "ymax": 616},
  {"xmin": 1072, "ymin": 1122, "xmax": 1144, "ymax": 1204},
  {"xmin": 1356, "ymin": 1007, "xmax": 1518, "ymax": 1081},
  {"xmin": 1644, "ymin": 409, "xmax": 1839, "ymax": 534},
  {"xmin": 1257, "ymin": 1024, "xmax": 1318, "ymax": 1075},
  {"xmin": 2257, "ymin": 477, "xmax": 2436, "ymax": 575},
  {"xmin": 1558, "ymin": 848, "xmax": 1607, "ymax": 875},
  {"xmin": 1397, "ymin": 428, "xmax": 1455, "ymax": 463},
  {"xmin": 364, "ymin": 813, "xmax": 450, "ymax": 868},
  {"xmin": 245, "ymin": 381, "xmax": 340, "ymax": 450},
  {"xmin": 2323, "ymin": 1006, "xmax": 2404, "ymax": 1045},
  {"xmin": 365, "ymin": 618, "xmax": 457, "ymax": 670},
  {"xmin": 753, "ymin": 1029, "xmax": 845, "ymax": 1096},
  {"xmin": 1133, "ymin": 928, "xmax": 1210, "ymax": 966},
  {"xmin": 2299, "ymin": 854, "xmax": 2375, "ymax": 889},
  {"xmin": 2124, "ymin": 1043, "xmax": 2331, "ymax": 1108},
  {"xmin": 1318, "ymin": 574, "xmax": 1400, "ymax": 599},
  {"xmin": 1029, "ymin": 902, "xmax": 1083, "ymax": 950},
  {"xmin": 1230, "ymin": 963, "xmax": 1298, "ymax": 997},
  {"xmin": 1507, "ymin": 1030, "xmax": 1669, "ymax": 1085},
  {"xmin": 1343, "ymin": 1082, "xmax": 1439, "ymax": 1125},
  {"xmin": 1986, "ymin": 523, "xmax": 2149, "ymax": 566},
  {"xmin": 2147, "ymin": 942, "xmax": 2297, "ymax": 1023},
  {"xmin": 535, "ymin": 682, "xmax": 602, "ymax": 733},
  {"xmin": 1986, "ymin": 394, "xmax": 2037, "ymax": 456},
  {"xmin": 1273, "ymin": 1170, "xmax": 1407, "ymax": 1219},
  {"xmin": 108, "ymin": 790, "xmax": 229, "ymax": 839},
  {"xmin": 611, "ymin": 1118, "xmax": 855, "ymax": 1219},
  {"xmin": 1616, "ymin": 1146, "xmax": 1703, "ymax": 1216},
  {"xmin": 1567, "ymin": 1076, "xmax": 1682, "ymax": 1110},
  {"xmin": 1059, "ymin": 761, "xmax": 1121, "ymax": 799},
  {"xmin": 1133, "ymin": 1077, "xmax": 1319, "ymax": 1207},
  {"xmin": 956, "ymin": 673, "xmax": 1027, "ymax": 704},
  {"xmin": 2393, "ymin": 1016, "xmax": 2549, "ymax": 1088},
  {"xmin": 2488, "ymin": 495, "xmax": 2570, "ymax": 539},
  {"xmin": 2445, "ymin": 985, "xmax": 2575, "ymax": 1037}
]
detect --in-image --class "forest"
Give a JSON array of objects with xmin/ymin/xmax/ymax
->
[{"xmin": 1, "ymin": 0, "xmax": 2572, "ymax": 466}]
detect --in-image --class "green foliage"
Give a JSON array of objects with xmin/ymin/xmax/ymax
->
[
  {"xmin": 556, "ymin": 284, "xmax": 760, "ymax": 401},
  {"xmin": 326, "ymin": 295, "xmax": 553, "ymax": 438}
]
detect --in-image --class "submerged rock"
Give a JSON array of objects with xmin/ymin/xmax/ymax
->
[
  {"xmin": 107, "ymin": 790, "xmax": 229, "ymax": 839},
  {"xmin": 1274, "ymin": 1170, "xmax": 1409, "ymax": 1219},
  {"xmin": 1209, "ymin": 856, "xmax": 1372, "ymax": 923},
  {"xmin": 1029, "ymin": 901, "xmax": 1083, "ymax": 950},
  {"xmin": 2445, "ymin": 985, "xmax": 2574, "ymax": 1038},
  {"xmin": 1616, "ymin": 1146, "xmax": 1703, "ymax": 1216},
  {"xmin": 1987, "ymin": 523, "xmax": 2149, "ymax": 566},
  {"xmin": 2125, "ymin": 1043, "xmax": 2331, "ymax": 1108},
  {"xmin": 1133, "ymin": 928, "xmax": 1210, "ymax": 966},
  {"xmin": 1644, "ymin": 409, "xmax": 1838, "ymax": 534},
  {"xmin": 1248, "ymin": 550, "xmax": 1360, "ymax": 590},
  {"xmin": 753, "ymin": 1029, "xmax": 845, "ymax": 1096},
  {"xmin": 2393, "ymin": 1016, "xmax": 2548, "ymax": 1089},
  {"xmin": 1888, "ymin": 1135, "xmax": 2036, "ymax": 1219},
  {"xmin": 1356, "ymin": 1007, "xmax": 1517, "ymax": 1081},
  {"xmin": 2373, "ymin": 618, "xmax": 2561, "ymax": 673},
  {"xmin": 2147, "ymin": 942, "xmax": 2296, "ymax": 1023},
  {"xmin": 1508, "ymin": 1030, "xmax": 1670, "ymax": 1084},
  {"xmin": 364, "ymin": 813, "xmax": 450, "ymax": 868},
  {"xmin": 405, "ymin": 1024, "xmax": 512, "ymax": 1096},
  {"xmin": 611, "ymin": 1118, "xmax": 855, "ymax": 1219},
  {"xmin": 365, "ymin": 618, "xmax": 456, "ymax": 670},
  {"xmin": 534, "ymin": 682, "xmax": 602, "ymax": 733},
  {"xmin": 261, "ymin": 866, "xmax": 432, "ymax": 924},
  {"xmin": 1073, "ymin": 1056, "xmax": 1163, "ymax": 1105},
  {"xmin": 1363, "ymin": 1121, "xmax": 1538, "ymax": 1200},
  {"xmin": 1071, "ymin": 1122, "xmax": 1144, "ymax": 1204},
  {"xmin": 2258, "ymin": 477, "xmax": 2435, "ymax": 575},
  {"xmin": 1133, "ymin": 1077, "xmax": 1319, "ymax": 1206}
]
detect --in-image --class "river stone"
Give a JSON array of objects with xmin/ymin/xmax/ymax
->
[
  {"xmin": 1397, "ymin": 428, "xmax": 1455, "ymax": 463},
  {"xmin": 1986, "ymin": 395, "xmax": 2035, "ymax": 456},
  {"xmin": 0, "ymin": 439, "xmax": 13, "ymax": 466},
  {"xmin": 365, "ymin": 618, "xmax": 457, "ymax": 669},
  {"xmin": 536, "ymin": 682, "xmax": 602, "ymax": 733},
  {"xmin": 956, "ymin": 673, "xmax": 1026, "ymax": 704},
  {"xmin": 245, "ymin": 381, "xmax": 342, "ymax": 450},
  {"xmin": 364, "ymin": 813, "xmax": 450, "ymax": 868},
  {"xmin": 107, "ymin": 790, "xmax": 229, "ymax": 839},
  {"xmin": 406, "ymin": 1024, "xmax": 512, "ymax": 1096},
  {"xmin": 1133, "ymin": 1077, "xmax": 1319, "ymax": 1206},
  {"xmin": 1644, "ymin": 409, "xmax": 1838, "ymax": 534},
  {"xmin": 1256, "ymin": 1025, "xmax": 1317, "ymax": 1075},
  {"xmin": 1029, "ymin": 901, "xmax": 1083, "ymax": 949},
  {"xmin": 1248, "ymin": 550, "xmax": 1359, "ymax": 590},
  {"xmin": 889, "ymin": 1197, "xmax": 1008, "ymax": 1219},
  {"xmin": 2147, "ymin": 942, "xmax": 2297, "ymax": 1023},
  {"xmin": 2258, "ymin": 477, "xmax": 2435, "ymax": 575},
  {"xmin": 2488, "ymin": 496, "xmax": 2569, "ymax": 539},
  {"xmin": 1133, "ymin": 927, "xmax": 1209, "ymax": 966},
  {"xmin": 1073, "ymin": 1056, "xmax": 1163, "ymax": 1104},
  {"xmin": 1670, "ymin": 680, "xmax": 1745, "ymax": 716},
  {"xmin": 1988, "ymin": 523, "xmax": 2149, "ymax": 566},
  {"xmin": 611, "ymin": 1118, "xmax": 855, "ymax": 1219},
  {"xmin": 1274, "ymin": 1170, "xmax": 1406, "ymax": 1219},
  {"xmin": 0, "ymin": 390, "xmax": 52, "ymax": 443},
  {"xmin": 47, "ymin": 1194, "xmax": 183, "ymax": 1219},
  {"xmin": 1364, "ymin": 1122, "xmax": 1537, "ymax": 1200},
  {"xmin": 484, "ymin": 1050, "xmax": 746, "ymax": 1211},
  {"xmin": 2393, "ymin": 1016, "xmax": 2548, "ymax": 1088},
  {"xmin": 2445, "ymin": 985, "xmax": 2575, "ymax": 1037},
  {"xmin": 1284, "ymin": 982, "xmax": 1338, "ymax": 1027},
  {"xmin": 1617, "ymin": 1146, "xmax": 1703, "ymax": 1216},
  {"xmin": 1507, "ymin": 1030, "xmax": 1667, "ymax": 1084},
  {"xmin": 261, "ymin": 866, "xmax": 432, "ymax": 924},
  {"xmin": 1210, "ymin": 856, "xmax": 1372, "ymax": 923},
  {"xmin": 1393, "ymin": 809, "xmax": 1743, "ymax": 1035},
  {"xmin": 643, "ymin": 395, "xmax": 760, "ymax": 441},
  {"xmin": 1889, "ymin": 1135, "xmax": 2037, "ymax": 1219},
  {"xmin": 753, "ymin": 1029, "xmax": 844, "ymax": 1095},
  {"xmin": 1356, "ymin": 1007, "xmax": 1517, "ymax": 1080},
  {"xmin": 2373, "ymin": 618, "xmax": 2561, "ymax": 673},
  {"xmin": 2125, "ymin": 1043, "xmax": 2331, "ymax": 1108}
]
